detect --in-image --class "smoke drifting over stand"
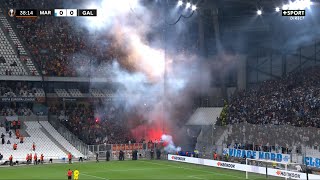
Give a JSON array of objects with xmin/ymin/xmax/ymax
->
[{"xmin": 64, "ymin": 0, "xmax": 212, "ymax": 145}]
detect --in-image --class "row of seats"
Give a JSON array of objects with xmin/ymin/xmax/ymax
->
[
  {"xmin": 0, "ymin": 23, "xmax": 28, "ymax": 76},
  {"xmin": 68, "ymin": 89, "xmax": 83, "ymax": 97},
  {"xmin": 0, "ymin": 15, "xmax": 39, "ymax": 76},
  {"xmin": 0, "ymin": 121, "xmax": 67, "ymax": 161},
  {"xmin": 0, "ymin": 87, "xmax": 45, "ymax": 97},
  {"xmin": 39, "ymin": 121, "xmax": 83, "ymax": 158},
  {"xmin": 34, "ymin": 88, "xmax": 45, "ymax": 97},
  {"xmin": 24, "ymin": 121, "xmax": 66, "ymax": 159},
  {"xmin": 90, "ymin": 89, "xmax": 112, "ymax": 97},
  {"xmin": 55, "ymin": 89, "xmax": 114, "ymax": 97},
  {"xmin": 54, "ymin": 89, "xmax": 70, "ymax": 97}
]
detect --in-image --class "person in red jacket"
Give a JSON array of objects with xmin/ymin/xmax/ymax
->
[
  {"xmin": 28, "ymin": 153, "xmax": 32, "ymax": 163},
  {"xmin": 214, "ymin": 152, "xmax": 218, "ymax": 160},
  {"xmin": 9, "ymin": 155, "xmax": 13, "ymax": 166},
  {"xmin": 40, "ymin": 154, "xmax": 44, "ymax": 164},
  {"xmin": 32, "ymin": 142, "xmax": 36, "ymax": 151},
  {"xmin": 13, "ymin": 143, "xmax": 17, "ymax": 150},
  {"xmin": 34, "ymin": 153, "xmax": 37, "ymax": 165},
  {"xmin": 67, "ymin": 169, "xmax": 72, "ymax": 180},
  {"xmin": 68, "ymin": 153, "xmax": 72, "ymax": 164}
]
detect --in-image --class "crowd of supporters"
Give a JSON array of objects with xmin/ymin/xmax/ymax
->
[
  {"xmin": 219, "ymin": 66, "xmax": 320, "ymax": 127},
  {"xmin": 217, "ymin": 66, "xmax": 320, "ymax": 149},
  {"xmin": 223, "ymin": 123, "xmax": 319, "ymax": 153},
  {"xmin": 4, "ymin": 0, "xmax": 120, "ymax": 77},
  {"xmin": 0, "ymin": 81, "xmax": 40, "ymax": 97},
  {"xmin": 0, "ymin": 105, "xmax": 33, "ymax": 116},
  {"xmin": 49, "ymin": 102, "xmax": 131, "ymax": 145}
]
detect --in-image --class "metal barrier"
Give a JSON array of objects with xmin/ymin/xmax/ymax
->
[{"xmin": 48, "ymin": 116, "xmax": 89, "ymax": 156}]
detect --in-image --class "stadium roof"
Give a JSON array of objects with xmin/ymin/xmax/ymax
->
[{"xmin": 186, "ymin": 107, "xmax": 223, "ymax": 126}]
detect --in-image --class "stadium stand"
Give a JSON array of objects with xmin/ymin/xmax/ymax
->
[
  {"xmin": 90, "ymin": 89, "xmax": 106, "ymax": 97},
  {"xmin": 39, "ymin": 121, "xmax": 83, "ymax": 158},
  {"xmin": 0, "ymin": 82, "xmax": 45, "ymax": 97},
  {"xmin": 199, "ymin": 66, "xmax": 320, "ymax": 160},
  {"xmin": 0, "ymin": 121, "xmax": 66, "ymax": 161},
  {"xmin": 0, "ymin": 12, "xmax": 39, "ymax": 76},
  {"xmin": 216, "ymin": 65, "xmax": 320, "ymax": 127},
  {"xmin": 68, "ymin": 89, "xmax": 83, "ymax": 97},
  {"xmin": 54, "ymin": 89, "xmax": 70, "ymax": 98},
  {"xmin": 0, "ymin": 27, "xmax": 27, "ymax": 76},
  {"xmin": 49, "ymin": 102, "xmax": 131, "ymax": 145}
]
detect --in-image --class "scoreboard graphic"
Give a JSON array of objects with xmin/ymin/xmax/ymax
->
[{"xmin": 7, "ymin": 9, "xmax": 97, "ymax": 18}]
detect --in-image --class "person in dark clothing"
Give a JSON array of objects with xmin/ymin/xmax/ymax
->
[
  {"xmin": 119, "ymin": 150, "xmax": 124, "ymax": 161},
  {"xmin": 156, "ymin": 149, "xmax": 161, "ymax": 160},
  {"xmin": 106, "ymin": 151, "xmax": 110, "ymax": 161},
  {"xmin": 9, "ymin": 131, "xmax": 12, "ymax": 138},
  {"xmin": 150, "ymin": 149, "xmax": 154, "ymax": 160},
  {"xmin": 132, "ymin": 150, "xmax": 138, "ymax": 160},
  {"xmin": 0, "ymin": 56, "xmax": 5, "ymax": 63},
  {"xmin": 96, "ymin": 153, "xmax": 99, "ymax": 162}
]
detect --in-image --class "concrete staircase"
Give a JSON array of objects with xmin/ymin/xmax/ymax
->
[{"xmin": 39, "ymin": 126, "xmax": 69, "ymax": 155}]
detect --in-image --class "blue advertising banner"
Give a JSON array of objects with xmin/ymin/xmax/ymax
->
[
  {"xmin": 223, "ymin": 148, "xmax": 291, "ymax": 163},
  {"xmin": 304, "ymin": 157, "xmax": 320, "ymax": 168}
]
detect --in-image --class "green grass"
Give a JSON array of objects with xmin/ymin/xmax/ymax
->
[{"xmin": 0, "ymin": 160, "xmax": 282, "ymax": 179}]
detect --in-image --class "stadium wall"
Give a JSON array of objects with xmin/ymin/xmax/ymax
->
[{"xmin": 168, "ymin": 154, "xmax": 320, "ymax": 179}]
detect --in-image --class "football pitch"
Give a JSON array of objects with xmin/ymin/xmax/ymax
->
[{"xmin": 0, "ymin": 160, "xmax": 282, "ymax": 179}]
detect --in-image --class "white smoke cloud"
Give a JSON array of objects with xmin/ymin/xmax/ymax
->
[
  {"xmin": 161, "ymin": 134, "xmax": 181, "ymax": 153},
  {"xmin": 69, "ymin": 0, "xmax": 214, "ymax": 148}
]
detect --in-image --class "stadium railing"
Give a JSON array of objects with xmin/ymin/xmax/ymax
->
[
  {"xmin": 48, "ymin": 115, "xmax": 89, "ymax": 157},
  {"xmin": 88, "ymin": 143, "xmax": 163, "ymax": 160}
]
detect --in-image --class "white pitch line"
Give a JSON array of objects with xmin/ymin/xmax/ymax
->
[
  {"xmin": 82, "ymin": 173, "xmax": 109, "ymax": 180},
  {"xmin": 141, "ymin": 161, "xmax": 244, "ymax": 179},
  {"xmin": 188, "ymin": 175, "xmax": 208, "ymax": 180}
]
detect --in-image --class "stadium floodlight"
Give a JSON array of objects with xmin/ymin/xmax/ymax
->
[
  {"xmin": 177, "ymin": 0, "xmax": 183, "ymax": 6},
  {"xmin": 275, "ymin": 7, "xmax": 280, "ymax": 12},
  {"xmin": 191, "ymin": 4, "xmax": 197, "ymax": 11},
  {"xmin": 257, "ymin": 9, "xmax": 262, "ymax": 15},
  {"xmin": 186, "ymin": 2, "xmax": 191, "ymax": 9}
]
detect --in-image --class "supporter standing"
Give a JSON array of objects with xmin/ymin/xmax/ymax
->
[
  {"xmin": 96, "ymin": 153, "xmax": 99, "ymax": 162},
  {"xmin": 9, "ymin": 155, "xmax": 13, "ymax": 166},
  {"xmin": 106, "ymin": 151, "xmax": 110, "ymax": 161},
  {"xmin": 28, "ymin": 153, "xmax": 32, "ymax": 163},
  {"xmin": 34, "ymin": 153, "xmax": 37, "ymax": 165},
  {"xmin": 26, "ymin": 154, "xmax": 29, "ymax": 164},
  {"xmin": 68, "ymin": 153, "xmax": 72, "ymax": 164},
  {"xmin": 40, "ymin": 154, "xmax": 44, "ymax": 164},
  {"xmin": 13, "ymin": 143, "xmax": 17, "ymax": 150},
  {"xmin": 1, "ymin": 133, "xmax": 5, "ymax": 145},
  {"xmin": 214, "ymin": 152, "xmax": 218, "ymax": 160}
]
